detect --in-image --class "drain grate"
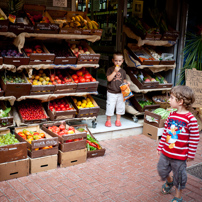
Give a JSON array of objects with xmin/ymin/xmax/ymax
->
[{"xmin": 186, "ymin": 163, "xmax": 202, "ymax": 179}]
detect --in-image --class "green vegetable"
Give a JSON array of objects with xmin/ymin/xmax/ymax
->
[
  {"xmin": 0, "ymin": 133, "xmax": 19, "ymax": 146},
  {"xmin": 0, "ymin": 107, "xmax": 11, "ymax": 118},
  {"xmin": 86, "ymin": 143, "xmax": 90, "ymax": 151},
  {"xmin": 89, "ymin": 145, "xmax": 97, "ymax": 151}
]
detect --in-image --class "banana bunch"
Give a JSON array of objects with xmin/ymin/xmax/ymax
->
[{"xmin": 64, "ymin": 14, "xmax": 99, "ymax": 29}]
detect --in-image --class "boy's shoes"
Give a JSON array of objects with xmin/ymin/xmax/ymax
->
[
  {"xmin": 105, "ymin": 120, "xmax": 111, "ymax": 127},
  {"xmin": 115, "ymin": 120, "xmax": 121, "ymax": 127}
]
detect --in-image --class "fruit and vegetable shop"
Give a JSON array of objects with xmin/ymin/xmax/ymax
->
[{"xmin": 0, "ymin": 0, "xmax": 201, "ymax": 180}]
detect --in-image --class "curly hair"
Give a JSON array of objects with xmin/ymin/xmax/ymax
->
[{"xmin": 170, "ymin": 85, "xmax": 195, "ymax": 109}]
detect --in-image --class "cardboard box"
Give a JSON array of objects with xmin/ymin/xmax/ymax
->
[
  {"xmin": 143, "ymin": 122, "xmax": 164, "ymax": 140},
  {"xmin": 0, "ymin": 158, "xmax": 29, "ymax": 181},
  {"xmin": 0, "ymin": 129, "xmax": 27, "ymax": 163},
  {"xmin": 29, "ymin": 154, "xmax": 57, "ymax": 174},
  {"xmin": 58, "ymin": 148, "xmax": 87, "ymax": 168},
  {"xmin": 144, "ymin": 110, "xmax": 166, "ymax": 128}
]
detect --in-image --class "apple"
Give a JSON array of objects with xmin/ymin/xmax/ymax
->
[{"xmin": 145, "ymin": 78, "xmax": 151, "ymax": 82}]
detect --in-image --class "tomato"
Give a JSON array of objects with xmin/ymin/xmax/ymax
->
[
  {"xmin": 66, "ymin": 108, "xmax": 70, "ymax": 110},
  {"xmin": 71, "ymin": 74, "xmax": 78, "ymax": 80},
  {"xmin": 84, "ymin": 73, "xmax": 92, "ymax": 79},
  {"xmin": 65, "ymin": 104, "xmax": 69, "ymax": 108},
  {"xmin": 59, "ymin": 124, "xmax": 65, "ymax": 131},
  {"xmin": 85, "ymin": 78, "xmax": 90, "ymax": 82},
  {"xmin": 69, "ymin": 108, "xmax": 73, "ymax": 110},
  {"xmin": 76, "ymin": 71, "xmax": 83, "ymax": 76},
  {"xmin": 49, "ymin": 106, "xmax": 54, "ymax": 110},
  {"xmin": 57, "ymin": 107, "xmax": 61, "ymax": 111},
  {"xmin": 58, "ymin": 131, "xmax": 65, "ymax": 136},
  {"xmin": 79, "ymin": 77, "xmax": 86, "ymax": 83},
  {"xmin": 61, "ymin": 81, "xmax": 65, "ymax": 84},
  {"xmin": 63, "ymin": 129, "xmax": 69, "ymax": 134},
  {"xmin": 62, "ymin": 107, "xmax": 66, "ymax": 111},
  {"xmin": 91, "ymin": 78, "xmax": 96, "ymax": 82},
  {"xmin": 52, "ymin": 81, "xmax": 57, "ymax": 85},
  {"xmin": 68, "ymin": 126, "xmax": 75, "ymax": 131},
  {"xmin": 55, "ymin": 76, "xmax": 59, "ymax": 80},
  {"xmin": 50, "ymin": 77, "xmax": 55, "ymax": 82},
  {"xmin": 74, "ymin": 79, "xmax": 79, "ymax": 83}
]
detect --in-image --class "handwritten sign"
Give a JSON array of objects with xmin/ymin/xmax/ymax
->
[
  {"xmin": 53, "ymin": 0, "xmax": 67, "ymax": 7},
  {"xmin": 185, "ymin": 68, "xmax": 202, "ymax": 108}
]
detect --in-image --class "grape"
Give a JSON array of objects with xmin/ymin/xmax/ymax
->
[{"xmin": 0, "ymin": 133, "xmax": 19, "ymax": 145}]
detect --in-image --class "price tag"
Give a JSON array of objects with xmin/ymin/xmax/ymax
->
[{"xmin": 53, "ymin": 0, "xmax": 67, "ymax": 7}]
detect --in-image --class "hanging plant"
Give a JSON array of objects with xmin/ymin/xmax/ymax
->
[
  {"xmin": 7, "ymin": 0, "xmax": 24, "ymax": 15},
  {"xmin": 177, "ymin": 29, "xmax": 202, "ymax": 85}
]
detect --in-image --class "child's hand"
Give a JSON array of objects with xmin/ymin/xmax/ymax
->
[
  {"xmin": 127, "ymin": 81, "xmax": 131, "ymax": 86},
  {"xmin": 114, "ymin": 65, "xmax": 120, "ymax": 73},
  {"xmin": 187, "ymin": 158, "xmax": 194, "ymax": 162},
  {"xmin": 157, "ymin": 150, "xmax": 161, "ymax": 155}
]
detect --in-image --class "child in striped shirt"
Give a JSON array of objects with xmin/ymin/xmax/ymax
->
[{"xmin": 157, "ymin": 85, "xmax": 200, "ymax": 202}]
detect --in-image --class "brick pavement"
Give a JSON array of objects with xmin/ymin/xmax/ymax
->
[{"xmin": 0, "ymin": 133, "xmax": 202, "ymax": 202}]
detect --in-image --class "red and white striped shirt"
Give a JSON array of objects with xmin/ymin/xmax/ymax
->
[{"xmin": 157, "ymin": 111, "xmax": 200, "ymax": 160}]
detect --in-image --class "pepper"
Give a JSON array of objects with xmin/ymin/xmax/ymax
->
[
  {"xmin": 86, "ymin": 140, "xmax": 97, "ymax": 148},
  {"xmin": 87, "ymin": 134, "xmax": 101, "ymax": 149},
  {"xmin": 89, "ymin": 145, "xmax": 97, "ymax": 151}
]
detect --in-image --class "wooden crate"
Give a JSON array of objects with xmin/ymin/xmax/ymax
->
[
  {"xmin": 0, "ymin": 73, "xmax": 31, "ymax": 98},
  {"xmin": 153, "ymin": 73, "xmax": 173, "ymax": 89},
  {"xmin": 46, "ymin": 99, "xmax": 77, "ymax": 121},
  {"xmin": 24, "ymin": 4, "xmax": 59, "ymax": 34},
  {"xmin": 29, "ymin": 154, "xmax": 57, "ymax": 174},
  {"xmin": 129, "ymin": 94, "xmax": 160, "ymax": 112},
  {"xmin": 76, "ymin": 81, "xmax": 99, "ymax": 92},
  {"xmin": 0, "ymin": 129, "xmax": 27, "ymax": 163},
  {"xmin": 42, "ymin": 121, "xmax": 87, "ymax": 152},
  {"xmin": 161, "ymin": 27, "xmax": 180, "ymax": 41},
  {"xmin": 125, "ymin": 67, "xmax": 159, "ymax": 90},
  {"xmin": 127, "ymin": 44, "xmax": 160, "ymax": 65},
  {"xmin": 144, "ymin": 110, "xmax": 166, "ymax": 128},
  {"xmin": 71, "ymin": 95, "xmax": 100, "ymax": 118},
  {"xmin": 0, "ymin": 101, "xmax": 13, "ymax": 127},
  {"xmin": 14, "ymin": 125, "xmax": 58, "ymax": 158},
  {"xmin": 68, "ymin": 40, "xmax": 100, "ymax": 64},
  {"xmin": 58, "ymin": 148, "xmax": 87, "ymax": 168},
  {"xmin": 24, "ymin": 41, "xmax": 55, "ymax": 65},
  {"xmin": 0, "ymin": 8, "xmax": 9, "ymax": 32},
  {"xmin": 0, "ymin": 158, "xmax": 29, "ymax": 181},
  {"xmin": 0, "ymin": 56, "xmax": 3, "ymax": 65},
  {"xmin": 75, "ymin": 124, "xmax": 105, "ymax": 158},
  {"xmin": 17, "ymin": 100, "xmax": 49, "ymax": 124},
  {"xmin": 30, "ymin": 84, "xmax": 55, "ymax": 95}
]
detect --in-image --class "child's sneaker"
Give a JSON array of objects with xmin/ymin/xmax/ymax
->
[
  {"xmin": 115, "ymin": 120, "xmax": 121, "ymax": 127},
  {"xmin": 105, "ymin": 120, "xmax": 111, "ymax": 127}
]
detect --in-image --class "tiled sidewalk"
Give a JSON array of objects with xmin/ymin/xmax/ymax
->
[{"xmin": 0, "ymin": 134, "xmax": 202, "ymax": 202}]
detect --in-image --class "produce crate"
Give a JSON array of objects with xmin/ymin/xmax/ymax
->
[
  {"xmin": 71, "ymin": 95, "xmax": 100, "ymax": 118},
  {"xmin": 125, "ymin": 67, "xmax": 159, "ymax": 90},
  {"xmin": 125, "ymin": 22, "xmax": 162, "ymax": 40},
  {"xmin": 0, "ymin": 87, "xmax": 4, "ymax": 96},
  {"xmin": 30, "ymin": 84, "xmax": 55, "ymax": 95},
  {"xmin": 17, "ymin": 100, "xmax": 49, "ymax": 124},
  {"xmin": 58, "ymin": 148, "xmax": 87, "ymax": 168},
  {"xmin": 24, "ymin": 4, "xmax": 59, "ymax": 34},
  {"xmin": 68, "ymin": 40, "xmax": 100, "ymax": 64},
  {"xmin": 44, "ymin": 41, "xmax": 77, "ymax": 65},
  {"xmin": 0, "ymin": 73, "xmax": 31, "ymax": 98},
  {"xmin": 127, "ymin": 44, "xmax": 160, "ymax": 65},
  {"xmin": 8, "ymin": 11, "xmax": 34, "ymax": 35},
  {"xmin": 0, "ymin": 8, "xmax": 9, "ymax": 32},
  {"xmin": 14, "ymin": 125, "xmax": 58, "ymax": 158},
  {"xmin": 76, "ymin": 81, "xmax": 99, "ymax": 92},
  {"xmin": 23, "ymin": 41, "xmax": 55, "ymax": 65},
  {"xmin": 0, "ymin": 56, "xmax": 3, "ymax": 65},
  {"xmin": 0, "ymin": 158, "xmax": 29, "ymax": 182},
  {"xmin": 152, "ymin": 95, "xmax": 170, "ymax": 109},
  {"xmin": 42, "ymin": 121, "xmax": 87, "ymax": 152},
  {"xmin": 153, "ymin": 73, "xmax": 173, "ymax": 89},
  {"xmin": 46, "ymin": 99, "xmax": 77, "ymax": 121},
  {"xmin": 161, "ymin": 27, "xmax": 180, "ymax": 41},
  {"xmin": 54, "ymin": 74, "xmax": 77, "ymax": 94},
  {"xmin": 130, "ymin": 94, "xmax": 160, "ymax": 112},
  {"xmin": 75, "ymin": 124, "xmax": 105, "ymax": 158},
  {"xmin": 144, "ymin": 110, "xmax": 166, "ymax": 128},
  {"xmin": 29, "ymin": 154, "xmax": 57, "ymax": 174},
  {"xmin": 0, "ymin": 129, "xmax": 27, "ymax": 163},
  {"xmin": 0, "ymin": 101, "xmax": 13, "ymax": 127}
]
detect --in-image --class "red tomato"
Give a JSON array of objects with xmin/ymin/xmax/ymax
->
[
  {"xmin": 59, "ymin": 124, "xmax": 65, "ymax": 131},
  {"xmin": 84, "ymin": 73, "xmax": 92, "ymax": 79},
  {"xmin": 57, "ymin": 107, "xmax": 61, "ymax": 111},
  {"xmin": 66, "ymin": 108, "xmax": 70, "ymax": 110},
  {"xmin": 61, "ymin": 81, "xmax": 65, "ymax": 84},
  {"xmin": 63, "ymin": 129, "xmax": 69, "ymax": 134},
  {"xmin": 72, "ymin": 74, "xmax": 78, "ymax": 80},
  {"xmin": 52, "ymin": 81, "xmax": 57, "ymax": 85},
  {"xmin": 76, "ymin": 71, "xmax": 83, "ymax": 76},
  {"xmin": 65, "ymin": 104, "xmax": 69, "ymax": 108},
  {"xmin": 50, "ymin": 77, "xmax": 54, "ymax": 82},
  {"xmin": 69, "ymin": 108, "xmax": 74, "ymax": 110},
  {"xmin": 79, "ymin": 77, "xmax": 85, "ymax": 83},
  {"xmin": 85, "ymin": 78, "xmax": 90, "ymax": 82},
  {"xmin": 91, "ymin": 78, "xmax": 96, "ymax": 82},
  {"xmin": 74, "ymin": 79, "xmax": 79, "ymax": 83},
  {"xmin": 60, "ymin": 104, "xmax": 64, "ymax": 108},
  {"xmin": 68, "ymin": 126, "xmax": 75, "ymax": 131},
  {"xmin": 55, "ymin": 76, "xmax": 59, "ymax": 80},
  {"xmin": 62, "ymin": 107, "xmax": 66, "ymax": 111},
  {"xmin": 58, "ymin": 131, "xmax": 65, "ymax": 136},
  {"xmin": 49, "ymin": 106, "xmax": 54, "ymax": 110}
]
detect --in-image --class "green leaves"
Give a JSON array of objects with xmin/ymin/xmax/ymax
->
[
  {"xmin": 177, "ymin": 32, "xmax": 202, "ymax": 85},
  {"xmin": 0, "ymin": 107, "xmax": 11, "ymax": 118}
]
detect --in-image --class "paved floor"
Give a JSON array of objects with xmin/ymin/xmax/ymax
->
[{"xmin": 0, "ymin": 133, "xmax": 202, "ymax": 202}]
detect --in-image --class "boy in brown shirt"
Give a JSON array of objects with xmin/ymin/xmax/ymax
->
[{"xmin": 105, "ymin": 52, "xmax": 130, "ymax": 127}]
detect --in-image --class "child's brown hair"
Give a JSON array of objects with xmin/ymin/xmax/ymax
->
[
  {"xmin": 170, "ymin": 85, "xmax": 195, "ymax": 109},
  {"xmin": 113, "ymin": 51, "xmax": 123, "ymax": 59}
]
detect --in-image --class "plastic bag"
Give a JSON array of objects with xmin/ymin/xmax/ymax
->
[{"xmin": 120, "ymin": 83, "xmax": 134, "ymax": 101}]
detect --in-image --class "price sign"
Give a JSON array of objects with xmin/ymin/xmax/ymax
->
[
  {"xmin": 185, "ymin": 68, "xmax": 202, "ymax": 108},
  {"xmin": 53, "ymin": 0, "xmax": 67, "ymax": 7}
]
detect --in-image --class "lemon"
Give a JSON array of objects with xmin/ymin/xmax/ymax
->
[
  {"xmin": 39, "ymin": 77, "xmax": 44, "ymax": 82},
  {"xmin": 81, "ymin": 103, "xmax": 86, "ymax": 108},
  {"xmin": 86, "ymin": 98, "xmax": 91, "ymax": 102},
  {"xmin": 87, "ymin": 101, "xmax": 92, "ymax": 105},
  {"xmin": 77, "ymin": 101, "xmax": 82, "ymax": 106},
  {"xmin": 33, "ymin": 81, "xmax": 38, "ymax": 85},
  {"xmin": 77, "ymin": 106, "xmax": 81, "ymax": 109},
  {"xmin": 46, "ymin": 77, "xmax": 50, "ymax": 81},
  {"xmin": 38, "ymin": 81, "xmax": 42, "ymax": 85},
  {"xmin": 35, "ymin": 75, "xmax": 40, "ymax": 80},
  {"xmin": 82, "ymin": 99, "xmax": 87, "ymax": 103}
]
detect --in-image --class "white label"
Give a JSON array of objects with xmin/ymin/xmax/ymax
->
[{"xmin": 53, "ymin": 0, "xmax": 67, "ymax": 7}]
